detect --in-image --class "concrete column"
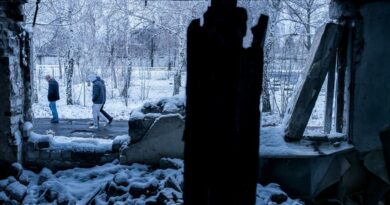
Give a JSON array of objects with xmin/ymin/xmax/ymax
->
[{"xmin": 349, "ymin": 2, "xmax": 390, "ymax": 152}]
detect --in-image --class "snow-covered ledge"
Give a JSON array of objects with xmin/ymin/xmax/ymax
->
[
  {"xmin": 260, "ymin": 125, "xmax": 354, "ymax": 158},
  {"xmin": 22, "ymin": 122, "xmax": 129, "ymax": 170}
]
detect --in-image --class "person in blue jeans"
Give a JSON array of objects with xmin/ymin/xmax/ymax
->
[{"xmin": 45, "ymin": 75, "xmax": 60, "ymax": 123}]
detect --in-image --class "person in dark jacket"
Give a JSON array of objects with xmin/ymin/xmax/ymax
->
[
  {"xmin": 96, "ymin": 76, "xmax": 113, "ymax": 125},
  {"xmin": 45, "ymin": 75, "xmax": 60, "ymax": 123},
  {"xmin": 87, "ymin": 74, "xmax": 107, "ymax": 128}
]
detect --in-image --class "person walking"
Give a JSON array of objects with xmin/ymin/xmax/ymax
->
[
  {"xmin": 88, "ymin": 74, "xmax": 103, "ymax": 129},
  {"xmin": 96, "ymin": 76, "xmax": 113, "ymax": 125},
  {"xmin": 45, "ymin": 75, "xmax": 60, "ymax": 123},
  {"xmin": 87, "ymin": 74, "xmax": 107, "ymax": 129}
]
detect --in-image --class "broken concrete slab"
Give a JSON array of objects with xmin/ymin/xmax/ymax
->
[
  {"xmin": 364, "ymin": 149, "xmax": 389, "ymax": 184},
  {"xmin": 128, "ymin": 114, "xmax": 156, "ymax": 143},
  {"xmin": 284, "ymin": 23, "xmax": 342, "ymax": 141},
  {"xmin": 121, "ymin": 114, "xmax": 184, "ymax": 165}
]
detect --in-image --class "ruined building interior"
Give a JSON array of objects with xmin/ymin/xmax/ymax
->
[{"xmin": 0, "ymin": 0, "xmax": 390, "ymax": 204}]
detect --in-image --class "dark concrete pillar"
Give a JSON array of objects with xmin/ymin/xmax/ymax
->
[
  {"xmin": 345, "ymin": 2, "xmax": 390, "ymax": 152},
  {"xmin": 183, "ymin": 0, "xmax": 267, "ymax": 204}
]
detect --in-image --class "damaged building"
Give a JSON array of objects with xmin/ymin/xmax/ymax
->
[
  {"xmin": 0, "ymin": 0, "xmax": 389, "ymax": 204},
  {"xmin": 261, "ymin": 0, "xmax": 390, "ymax": 204}
]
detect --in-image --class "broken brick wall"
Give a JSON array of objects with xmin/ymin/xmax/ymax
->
[{"xmin": 0, "ymin": 0, "xmax": 33, "ymax": 164}]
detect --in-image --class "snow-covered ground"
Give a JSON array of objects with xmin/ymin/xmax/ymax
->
[
  {"xmin": 33, "ymin": 66, "xmax": 186, "ymax": 120},
  {"xmin": 0, "ymin": 159, "xmax": 304, "ymax": 205},
  {"xmin": 33, "ymin": 65, "xmax": 327, "ymax": 129}
]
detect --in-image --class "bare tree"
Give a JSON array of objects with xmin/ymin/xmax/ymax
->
[
  {"xmin": 65, "ymin": 50, "xmax": 74, "ymax": 105},
  {"xmin": 26, "ymin": 0, "xmax": 207, "ymax": 106},
  {"xmin": 262, "ymin": 0, "xmax": 282, "ymax": 112},
  {"xmin": 281, "ymin": 0, "xmax": 329, "ymax": 51}
]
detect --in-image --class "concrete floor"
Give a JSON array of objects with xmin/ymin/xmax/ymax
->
[{"xmin": 33, "ymin": 118, "xmax": 128, "ymax": 139}]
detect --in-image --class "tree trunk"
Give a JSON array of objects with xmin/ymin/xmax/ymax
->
[
  {"xmin": 66, "ymin": 51, "xmax": 74, "ymax": 105},
  {"xmin": 262, "ymin": 77, "xmax": 272, "ymax": 112},
  {"xmin": 150, "ymin": 37, "xmax": 155, "ymax": 67},
  {"xmin": 121, "ymin": 61, "xmax": 132, "ymax": 106},
  {"xmin": 305, "ymin": 11, "xmax": 312, "ymax": 51},
  {"xmin": 173, "ymin": 70, "xmax": 181, "ymax": 95},
  {"xmin": 261, "ymin": 26, "xmax": 275, "ymax": 112},
  {"xmin": 110, "ymin": 45, "xmax": 117, "ymax": 89},
  {"xmin": 173, "ymin": 21, "xmax": 185, "ymax": 96},
  {"xmin": 58, "ymin": 53, "xmax": 62, "ymax": 80}
]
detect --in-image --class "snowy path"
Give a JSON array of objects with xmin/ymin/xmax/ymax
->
[{"xmin": 33, "ymin": 118, "xmax": 128, "ymax": 139}]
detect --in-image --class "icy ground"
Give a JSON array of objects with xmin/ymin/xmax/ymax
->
[{"xmin": 0, "ymin": 159, "xmax": 303, "ymax": 205}]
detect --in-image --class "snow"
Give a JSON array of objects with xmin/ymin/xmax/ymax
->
[
  {"xmin": 13, "ymin": 130, "xmax": 22, "ymax": 147},
  {"xmin": 260, "ymin": 125, "xmax": 353, "ymax": 157},
  {"xmin": 129, "ymin": 110, "xmax": 145, "ymax": 120},
  {"xmin": 0, "ymin": 160, "xmax": 303, "ymax": 204},
  {"xmin": 28, "ymin": 132, "xmax": 113, "ymax": 152},
  {"xmin": 23, "ymin": 121, "xmax": 33, "ymax": 131},
  {"xmin": 113, "ymin": 135, "xmax": 131, "ymax": 147},
  {"xmin": 162, "ymin": 101, "xmax": 180, "ymax": 113},
  {"xmin": 113, "ymin": 171, "xmax": 129, "ymax": 185},
  {"xmin": 130, "ymin": 177, "xmax": 159, "ymax": 191},
  {"xmin": 0, "ymin": 178, "xmax": 9, "ymax": 190},
  {"xmin": 11, "ymin": 163, "xmax": 23, "ymax": 173},
  {"xmin": 0, "ymin": 191, "xmax": 8, "ymax": 201},
  {"xmin": 28, "ymin": 132, "xmax": 51, "ymax": 143},
  {"xmin": 5, "ymin": 181, "xmax": 27, "ymax": 201},
  {"xmin": 19, "ymin": 170, "xmax": 37, "ymax": 186},
  {"xmin": 39, "ymin": 168, "xmax": 54, "ymax": 181},
  {"xmin": 256, "ymin": 183, "xmax": 303, "ymax": 205}
]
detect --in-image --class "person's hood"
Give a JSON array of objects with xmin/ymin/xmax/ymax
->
[{"xmin": 87, "ymin": 74, "xmax": 97, "ymax": 82}]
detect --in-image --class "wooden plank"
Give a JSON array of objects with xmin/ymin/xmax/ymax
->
[{"xmin": 284, "ymin": 23, "xmax": 342, "ymax": 141}]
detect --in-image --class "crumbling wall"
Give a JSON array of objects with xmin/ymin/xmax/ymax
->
[
  {"xmin": 0, "ymin": 1, "xmax": 32, "ymax": 164},
  {"xmin": 327, "ymin": 1, "xmax": 390, "ymax": 203},
  {"xmin": 349, "ymin": 2, "xmax": 390, "ymax": 152},
  {"xmin": 330, "ymin": 0, "xmax": 390, "ymax": 152},
  {"xmin": 330, "ymin": 1, "xmax": 390, "ymax": 152}
]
